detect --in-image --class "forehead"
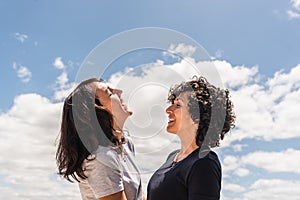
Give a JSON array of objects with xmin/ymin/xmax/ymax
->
[
  {"xmin": 174, "ymin": 92, "xmax": 190, "ymax": 102},
  {"xmin": 90, "ymin": 82, "xmax": 109, "ymax": 96},
  {"xmin": 92, "ymin": 81, "xmax": 113, "ymax": 91}
]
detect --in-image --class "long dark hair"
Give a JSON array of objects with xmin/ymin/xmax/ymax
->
[
  {"xmin": 168, "ymin": 76, "xmax": 235, "ymax": 148},
  {"xmin": 56, "ymin": 78, "xmax": 120, "ymax": 182}
]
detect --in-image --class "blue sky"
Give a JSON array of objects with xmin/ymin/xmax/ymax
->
[
  {"xmin": 1, "ymin": 0, "xmax": 300, "ymax": 199},
  {"xmin": 1, "ymin": 0, "xmax": 300, "ymax": 111}
]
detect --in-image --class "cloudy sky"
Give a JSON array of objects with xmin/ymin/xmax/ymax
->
[{"xmin": 1, "ymin": 0, "xmax": 300, "ymax": 199}]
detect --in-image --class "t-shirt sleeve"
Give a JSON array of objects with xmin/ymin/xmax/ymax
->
[
  {"xmin": 85, "ymin": 151, "xmax": 124, "ymax": 198},
  {"xmin": 187, "ymin": 158, "xmax": 221, "ymax": 200}
]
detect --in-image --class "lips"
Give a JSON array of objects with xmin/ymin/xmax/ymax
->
[
  {"xmin": 122, "ymin": 103, "xmax": 133, "ymax": 115},
  {"xmin": 121, "ymin": 103, "xmax": 128, "ymax": 110},
  {"xmin": 168, "ymin": 117, "xmax": 175, "ymax": 124}
]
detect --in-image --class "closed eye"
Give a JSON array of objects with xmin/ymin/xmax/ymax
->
[{"xmin": 105, "ymin": 88, "xmax": 112, "ymax": 96}]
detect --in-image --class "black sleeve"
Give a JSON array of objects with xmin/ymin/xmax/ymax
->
[{"xmin": 187, "ymin": 158, "xmax": 221, "ymax": 200}]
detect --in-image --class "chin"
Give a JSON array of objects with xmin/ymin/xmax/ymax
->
[
  {"xmin": 166, "ymin": 127, "xmax": 177, "ymax": 134},
  {"xmin": 128, "ymin": 110, "xmax": 133, "ymax": 116}
]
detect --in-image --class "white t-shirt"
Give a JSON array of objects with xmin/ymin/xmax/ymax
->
[{"xmin": 79, "ymin": 139, "xmax": 142, "ymax": 200}]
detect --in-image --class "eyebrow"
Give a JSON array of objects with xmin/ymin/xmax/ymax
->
[
  {"xmin": 172, "ymin": 98, "xmax": 183, "ymax": 103},
  {"xmin": 107, "ymin": 85, "xmax": 115, "ymax": 91},
  {"xmin": 104, "ymin": 85, "xmax": 111, "ymax": 92}
]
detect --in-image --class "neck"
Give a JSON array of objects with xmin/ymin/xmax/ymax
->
[
  {"xmin": 179, "ymin": 137, "xmax": 198, "ymax": 155},
  {"xmin": 175, "ymin": 130, "xmax": 199, "ymax": 162},
  {"xmin": 113, "ymin": 116, "xmax": 125, "ymax": 131},
  {"xmin": 113, "ymin": 113, "xmax": 130, "ymax": 138},
  {"xmin": 112, "ymin": 120, "xmax": 124, "ymax": 143},
  {"xmin": 177, "ymin": 125, "xmax": 198, "ymax": 152}
]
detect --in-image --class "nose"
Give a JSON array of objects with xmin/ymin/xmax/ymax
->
[
  {"xmin": 166, "ymin": 105, "xmax": 173, "ymax": 114},
  {"xmin": 111, "ymin": 88, "xmax": 123, "ymax": 97}
]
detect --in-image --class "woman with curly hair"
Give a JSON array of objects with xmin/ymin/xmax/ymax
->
[
  {"xmin": 56, "ymin": 78, "xmax": 143, "ymax": 200},
  {"xmin": 147, "ymin": 76, "xmax": 235, "ymax": 200}
]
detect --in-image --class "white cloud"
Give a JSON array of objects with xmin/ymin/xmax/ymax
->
[
  {"xmin": 222, "ymin": 148, "xmax": 300, "ymax": 198},
  {"xmin": 222, "ymin": 155, "xmax": 250, "ymax": 178},
  {"xmin": 287, "ymin": 10, "xmax": 300, "ymax": 19},
  {"xmin": 243, "ymin": 179, "xmax": 300, "ymax": 200},
  {"xmin": 12, "ymin": 62, "xmax": 32, "ymax": 83},
  {"xmin": 53, "ymin": 83, "xmax": 77, "ymax": 101},
  {"xmin": 223, "ymin": 148, "xmax": 300, "ymax": 181},
  {"xmin": 53, "ymin": 57, "xmax": 77, "ymax": 101},
  {"xmin": 52, "ymin": 57, "xmax": 77, "ymax": 101},
  {"xmin": 223, "ymin": 155, "xmax": 240, "ymax": 173},
  {"xmin": 223, "ymin": 183, "xmax": 246, "ymax": 193},
  {"xmin": 0, "ymin": 93, "xmax": 81, "ymax": 199},
  {"xmin": 53, "ymin": 72, "xmax": 77, "ymax": 101},
  {"xmin": 163, "ymin": 43, "xmax": 196, "ymax": 58},
  {"xmin": 214, "ymin": 60, "xmax": 259, "ymax": 88},
  {"xmin": 234, "ymin": 168, "xmax": 250, "ymax": 177},
  {"xmin": 287, "ymin": 0, "xmax": 300, "ymax": 19},
  {"xmin": 291, "ymin": 0, "xmax": 300, "ymax": 10},
  {"xmin": 17, "ymin": 66, "xmax": 32, "ymax": 83},
  {"xmin": 242, "ymin": 148, "xmax": 300, "ymax": 174},
  {"xmin": 217, "ymin": 62, "xmax": 300, "ymax": 144},
  {"xmin": 14, "ymin": 32, "xmax": 28, "ymax": 43},
  {"xmin": 232, "ymin": 144, "xmax": 247, "ymax": 152},
  {"xmin": 53, "ymin": 57, "xmax": 65, "ymax": 70},
  {"xmin": 266, "ymin": 64, "xmax": 300, "ymax": 94},
  {"xmin": 56, "ymin": 71, "xmax": 69, "ymax": 88}
]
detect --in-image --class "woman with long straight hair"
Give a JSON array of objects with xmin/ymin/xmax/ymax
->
[{"xmin": 56, "ymin": 78, "xmax": 143, "ymax": 200}]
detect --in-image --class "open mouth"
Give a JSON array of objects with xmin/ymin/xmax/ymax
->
[
  {"xmin": 122, "ymin": 103, "xmax": 129, "ymax": 110},
  {"xmin": 121, "ymin": 103, "xmax": 133, "ymax": 115},
  {"xmin": 168, "ymin": 118, "xmax": 175, "ymax": 124}
]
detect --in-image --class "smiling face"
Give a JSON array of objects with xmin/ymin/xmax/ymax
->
[
  {"xmin": 93, "ymin": 82, "xmax": 132, "ymax": 127},
  {"xmin": 166, "ymin": 92, "xmax": 196, "ymax": 135}
]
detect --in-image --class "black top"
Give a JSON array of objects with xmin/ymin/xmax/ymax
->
[{"xmin": 147, "ymin": 148, "xmax": 221, "ymax": 200}]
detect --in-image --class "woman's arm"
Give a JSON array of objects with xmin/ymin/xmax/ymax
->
[
  {"xmin": 99, "ymin": 190, "xmax": 127, "ymax": 200},
  {"xmin": 143, "ymin": 192, "xmax": 147, "ymax": 200},
  {"xmin": 188, "ymin": 158, "xmax": 221, "ymax": 200}
]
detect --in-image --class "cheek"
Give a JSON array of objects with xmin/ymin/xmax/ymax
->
[
  {"xmin": 180, "ymin": 108, "xmax": 194, "ymax": 123},
  {"xmin": 174, "ymin": 109, "xmax": 183, "ymax": 123},
  {"xmin": 100, "ymin": 98, "xmax": 112, "ymax": 111}
]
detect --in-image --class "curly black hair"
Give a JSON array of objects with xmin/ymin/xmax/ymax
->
[{"xmin": 168, "ymin": 76, "xmax": 235, "ymax": 148}]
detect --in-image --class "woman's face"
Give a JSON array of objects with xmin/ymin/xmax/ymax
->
[
  {"xmin": 93, "ymin": 82, "xmax": 133, "ymax": 120},
  {"xmin": 165, "ymin": 92, "xmax": 195, "ymax": 134}
]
